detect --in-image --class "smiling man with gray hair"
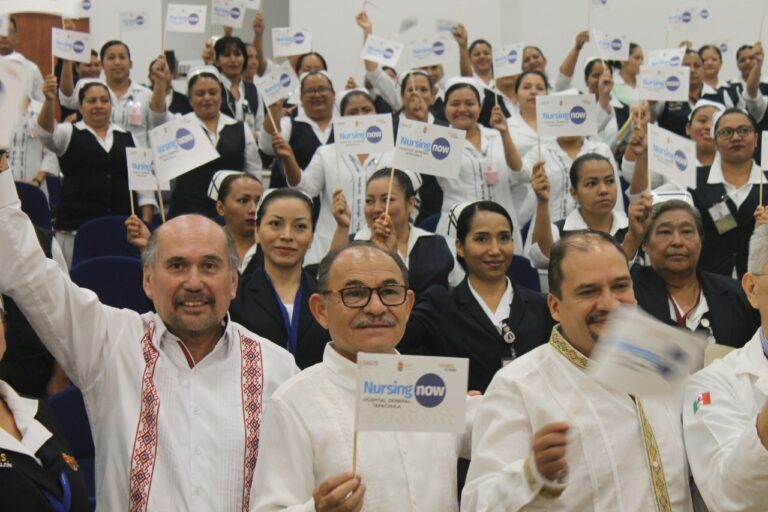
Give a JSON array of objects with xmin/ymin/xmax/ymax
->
[{"xmin": 683, "ymin": 223, "xmax": 768, "ymax": 510}]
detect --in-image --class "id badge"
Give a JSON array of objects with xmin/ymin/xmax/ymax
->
[
  {"xmin": 708, "ymin": 201, "xmax": 737, "ymax": 234},
  {"xmin": 483, "ymin": 165, "xmax": 499, "ymax": 185},
  {"xmin": 127, "ymin": 102, "xmax": 143, "ymax": 126}
]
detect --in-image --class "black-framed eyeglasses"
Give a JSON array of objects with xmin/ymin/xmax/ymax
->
[
  {"xmin": 321, "ymin": 285, "xmax": 408, "ymax": 308},
  {"xmin": 302, "ymin": 86, "xmax": 332, "ymax": 97},
  {"xmin": 716, "ymin": 125, "xmax": 754, "ymax": 139}
]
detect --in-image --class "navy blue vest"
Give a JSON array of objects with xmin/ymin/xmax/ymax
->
[{"xmin": 269, "ymin": 119, "xmax": 334, "ymax": 189}]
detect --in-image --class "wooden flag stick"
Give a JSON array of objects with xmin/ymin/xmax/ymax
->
[
  {"xmin": 537, "ymin": 135, "xmax": 542, "ymax": 161},
  {"xmin": 384, "ymin": 167, "xmax": 396, "ymax": 215},
  {"xmin": 266, "ymin": 103, "xmax": 280, "ymax": 135},
  {"xmin": 760, "ymin": 7, "xmax": 766, "ymax": 42},
  {"xmin": 157, "ymin": 186, "xmax": 167, "ymax": 223},
  {"xmin": 352, "ymin": 431, "xmax": 359, "ymax": 475},
  {"xmin": 494, "ymin": 78, "xmax": 499, "ymax": 107},
  {"xmin": 129, "ymin": 190, "xmax": 136, "ymax": 216},
  {"xmin": 761, "ymin": 170, "xmax": 764, "ymax": 206},
  {"xmin": 335, "ymin": 142, "xmax": 341, "ymax": 189}
]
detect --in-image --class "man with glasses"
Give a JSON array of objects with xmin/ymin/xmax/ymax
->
[
  {"xmin": 683, "ymin": 224, "xmax": 768, "ymax": 510},
  {"xmin": 250, "ymin": 241, "xmax": 474, "ymax": 512}
]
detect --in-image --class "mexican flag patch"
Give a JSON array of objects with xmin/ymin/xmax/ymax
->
[{"xmin": 693, "ymin": 392, "xmax": 711, "ymax": 414}]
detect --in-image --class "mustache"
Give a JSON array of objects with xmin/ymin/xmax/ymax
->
[
  {"xmin": 174, "ymin": 293, "xmax": 213, "ymax": 306},
  {"xmin": 586, "ymin": 311, "xmax": 610, "ymax": 325},
  {"xmin": 351, "ymin": 314, "xmax": 397, "ymax": 329}
]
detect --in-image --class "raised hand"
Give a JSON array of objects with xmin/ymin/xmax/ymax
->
[{"xmin": 531, "ymin": 161, "xmax": 550, "ymax": 203}]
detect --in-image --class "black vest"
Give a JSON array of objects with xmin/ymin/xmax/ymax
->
[
  {"xmin": 692, "ymin": 165, "xmax": 766, "ymax": 278},
  {"xmin": 220, "ymin": 81, "xmax": 260, "ymax": 122},
  {"xmin": 658, "ymin": 88, "xmax": 727, "ymax": 138},
  {"xmin": 553, "ymin": 218, "xmax": 628, "ymax": 244},
  {"xmin": 169, "ymin": 121, "xmax": 246, "ymax": 218},
  {"xmin": 169, "ymin": 90, "xmax": 193, "ymax": 116},
  {"xmin": 56, "ymin": 126, "xmax": 135, "ymax": 231},
  {"xmin": 269, "ymin": 119, "xmax": 334, "ymax": 189}
]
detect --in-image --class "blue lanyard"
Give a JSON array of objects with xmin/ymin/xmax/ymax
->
[
  {"xmin": 263, "ymin": 268, "xmax": 303, "ymax": 355},
  {"xmin": 42, "ymin": 470, "xmax": 71, "ymax": 512}
]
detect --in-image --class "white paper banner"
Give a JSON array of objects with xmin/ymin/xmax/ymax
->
[
  {"xmin": 243, "ymin": 0, "xmax": 260, "ymax": 9},
  {"xmin": 211, "ymin": 0, "xmax": 245, "ymax": 29},
  {"xmin": 0, "ymin": 15, "xmax": 8, "ymax": 37},
  {"xmin": 648, "ymin": 123, "xmax": 697, "ymax": 189},
  {"xmin": 271, "ymin": 27, "xmax": 312, "ymax": 57},
  {"xmin": 255, "ymin": 60, "xmax": 299, "ymax": 107},
  {"xmin": 535, "ymin": 95, "xmax": 599, "ymax": 137},
  {"xmin": 149, "ymin": 114, "xmax": 220, "ymax": 183},
  {"xmin": 435, "ymin": 18, "xmax": 458, "ymax": 33},
  {"xmin": 392, "ymin": 119, "xmax": 464, "ymax": 179},
  {"xmin": 648, "ymin": 47, "xmax": 686, "ymax": 67},
  {"xmin": 408, "ymin": 35, "xmax": 451, "ymax": 68},
  {"xmin": 638, "ymin": 65, "xmax": 690, "ymax": 102},
  {"xmin": 166, "ymin": 4, "xmax": 207, "ymax": 34},
  {"xmin": 492, "ymin": 42, "xmax": 523, "ymax": 79},
  {"xmin": 119, "ymin": 11, "xmax": 148, "ymax": 30},
  {"xmin": 334, "ymin": 114, "xmax": 394, "ymax": 156},
  {"xmin": 355, "ymin": 353, "xmax": 469, "ymax": 433},
  {"xmin": 0, "ymin": 0, "xmax": 80, "ymax": 17},
  {"xmin": 590, "ymin": 306, "xmax": 706, "ymax": 396},
  {"xmin": 126, "ymin": 148, "xmax": 170, "ymax": 192},
  {"xmin": 51, "ymin": 28, "xmax": 91, "ymax": 64},
  {"xmin": 0, "ymin": 60, "xmax": 30, "ymax": 149},
  {"xmin": 761, "ymin": 132, "xmax": 768, "ymax": 171},
  {"xmin": 361, "ymin": 35, "xmax": 404, "ymax": 67},
  {"xmin": 668, "ymin": 6, "xmax": 698, "ymax": 31},
  {"xmin": 592, "ymin": 29, "xmax": 629, "ymax": 62}
]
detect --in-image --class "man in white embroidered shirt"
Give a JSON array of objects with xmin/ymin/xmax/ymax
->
[
  {"xmin": 0, "ymin": 167, "xmax": 299, "ymax": 511},
  {"xmin": 462, "ymin": 231, "xmax": 693, "ymax": 511},
  {"xmin": 249, "ymin": 241, "xmax": 474, "ymax": 511},
  {"xmin": 682, "ymin": 224, "xmax": 768, "ymax": 511}
]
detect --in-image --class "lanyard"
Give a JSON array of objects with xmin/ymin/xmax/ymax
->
[
  {"xmin": 263, "ymin": 268, "xmax": 303, "ymax": 355},
  {"xmin": 668, "ymin": 291, "xmax": 701, "ymax": 328},
  {"xmin": 42, "ymin": 470, "xmax": 71, "ymax": 512}
]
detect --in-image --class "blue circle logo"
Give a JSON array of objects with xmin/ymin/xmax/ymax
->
[
  {"xmin": 569, "ymin": 106, "xmax": 587, "ymax": 125},
  {"xmin": 432, "ymin": 41, "xmax": 445, "ymax": 56},
  {"xmin": 670, "ymin": 56, "xmax": 681, "ymax": 66},
  {"xmin": 682, "ymin": 11, "xmax": 692, "ymax": 23},
  {"xmin": 383, "ymin": 48, "xmax": 394, "ymax": 59},
  {"xmin": 188, "ymin": 13, "xmax": 200, "ymax": 25},
  {"xmin": 414, "ymin": 373, "xmax": 447, "ymax": 408},
  {"xmin": 136, "ymin": 15, "xmax": 145, "ymax": 25},
  {"xmin": 175, "ymin": 128, "xmax": 195, "ymax": 150},
  {"xmin": 280, "ymin": 73, "xmax": 291, "ymax": 88},
  {"xmin": 674, "ymin": 150, "xmax": 688, "ymax": 171},
  {"xmin": 230, "ymin": 7, "xmax": 241, "ymax": 19},
  {"xmin": 365, "ymin": 125, "xmax": 383, "ymax": 144},
  {"xmin": 666, "ymin": 76, "xmax": 681, "ymax": 91},
  {"xmin": 73, "ymin": 41, "xmax": 85, "ymax": 54},
  {"xmin": 294, "ymin": 32, "xmax": 305, "ymax": 44},
  {"xmin": 82, "ymin": 0, "xmax": 91, "ymax": 10},
  {"xmin": 508, "ymin": 49, "xmax": 518, "ymax": 63},
  {"xmin": 610, "ymin": 39, "xmax": 622, "ymax": 51},
  {"xmin": 431, "ymin": 137, "xmax": 451, "ymax": 160},
  {"xmin": 700, "ymin": 8, "xmax": 710, "ymax": 19},
  {"xmin": 720, "ymin": 42, "xmax": 728, "ymax": 53}
]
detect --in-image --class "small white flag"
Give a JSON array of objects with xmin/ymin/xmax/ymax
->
[
  {"xmin": 492, "ymin": 42, "xmax": 524, "ymax": 79},
  {"xmin": 392, "ymin": 120, "xmax": 464, "ymax": 179},
  {"xmin": 590, "ymin": 0, "xmax": 610, "ymax": 9},
  {"xmin": 119, "ymin": 11, "xmax": 149, "ymax": 30},
  {"xmin": 126, "ymin": 148, "xmax": 170, "ymax": 192},
  {"xmin": 255, "ymin": 67, "xmax": 293, "ymax": 107},
  {"xmin": 435, "ymin": 18, "xmax": 458, "ymax": 33},
  {"xmin": 334, "ymin": 114, "xmax": 394, "ymax": 156},
  {"xmin": 51, "ymin": 28, "xmax": 91, "ymax": 64},
  {"xmin": 407, "ymin": 35, "xmax": 451, "ymax": 68},
  {"xmin": 242, "ymin": 0, "xmax": 261, "ymax": 9},
  {"xmin": 0, "ymin": 15, "xmax": 9, "ymax": 37},
  {"xmin": 590, "ymin": 306, "xmax": 706, "ymax": 396},
  {"xmin": 638, "ymin": 65, "xmax": 690, "ymax": 102},
  {"xmin": 698, "ymin": 5, "xmax": 712, "ymax": 23},
  {"xmin": 761, "ymin": 132, "xmax": 768, "ymax": 171},
  {"xmin": 78, "ymin": 0, "xmax": 93, "ymax": 17},
  {"xmin": 211, "ymin": 0, "xmax": 245, "ymax": 29},
  {"xmin": 648, "ymin": 123, "xmax": 697, "ymax": 190},
  {"xmin": 0, "ymin": 60, "xmax": 31, "ymax": 149},
  {"xmin": 592, "ymin": 29, "xmax": 629, "ymax": 61},
  {"xmin": 648, "ymin": 48, "xmax": 686, "ymax": 67},
  {"xmin": 165, "ymin": 4, "xmax": 207, "ymax": 34},
  {"xmin": 149, "ymin": 114, "xmax": 220, "ymax": 183},
  {"xmin": 271, "ymin": 27, "xmax": 312, "ymax": 57},
  {"xmin": 535, "ymin": 94, "xmax": 599, "ymax": 137},
  {"xmin": 355, "ymin": 353, "xmax": 469, "ymax": 433},
  {"xmin": 361, "ymin": 35, "xmax": 405, "ymax": 67}
]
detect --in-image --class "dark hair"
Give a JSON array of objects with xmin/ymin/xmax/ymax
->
[
  {"xmin": 214, "ymin": 36, "xmax": 248, "ymax": 74},
  {"xmin": 569, "ymin": 153, "xmax": 612, "ymax": 190},
  {"xmin": 644, "ymin": 199, "xmax": 704, "ymax": 245},
  {"xmin": 382, "ymin": 65, "xmax": 396, "ymax": 75},
  {"xmin": 698, "ymin": 44, "xmax": 722, "ymax": 62},
  {"xmin": 548, "ymin": 230, "xmax": 628, "ymax": 299},
  {"xmin": 217, "ymin": 173, "xmax": 262, "ymax": 203},
  {"xmin": 78, "ymin": 82, "xmax": 111, "ymax": 104},
  {"xmin": 295, "ymin": 52, "xmax": 328, "ymax": 73},
  {"xmin": 445, "ymin": 82, "xmax": 481, "ymax": 105},
  {"xmin": 713, "ymin": 107, "xmax": 757, "ymax": 135},
  {"xmin": 9, "ymin": 17, "xmax": 16, "ymax": 33},
  {"xmin": 188, "ymin": 72, "xmax": 221, "ymax": 91},
  {"xmin": 255, "ymin": 189, "xmax": 315, "ymax": 229},
  {"xmin": 100, "ymin": 40, "xmax": 131, "ymax": 61},
  {"xmin": 340, "ymin": 90, "xmax": 376, "ymax": 115},
  {"xmin": 317, "ymin": 241, "xmax": 409, "ymax": 292},
  {"xmin": 455, "ymin": 201, "xmax": 514, "ymax": 272},
  {"xmin": 684, "ymin": 48, "xmax": 701, "ymax": 59},
  {"xmin": 736, "ymin": 44, "xmax": 754, "ymax": 62},
  {"xmin": 514, "ymin": 70, "xmax": 549, "ymax": 95},
  {"xmin": 399, "ymin": 71, "xmax": 433, "ymax": 96},
  {"xmin": 523, "ymin": 45, "xmax": 546, "ymax": 60},
  {"xmin": 583, "ymin": 59, "xmax": 611, "ymax": 83},
  {"xmin": 469, "ymin": 39, "xmax": 492, "ymax": 55},
  {"xmin": 300, "ymin": 71, "xmax": 334, "ymax": 94},
  {"xmin": 367, "ymin": 169, "xmax": 415, "ymax": 201}
]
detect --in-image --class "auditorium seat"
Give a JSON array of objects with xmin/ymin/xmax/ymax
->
[
  {"xmin": 70, "ymin": 256, "xmax": 152, "ymax": 313},
  {"xmin": 507, "ymin": 255, "xmax": 541, "ymax": 292},
  {"xmin": 15, "ymin": 181, "xmax": 52, "ymax": 230},
  {"xmin": 71, "ymin": 215, "xmax": 141, "ymax": 267}
]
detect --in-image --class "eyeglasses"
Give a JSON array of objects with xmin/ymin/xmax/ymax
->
[
  {"xmin": 716, "ymin": 125, "xmax": 754, "ymax": 139},
  {"xmin": 302, "ymin": 86, "xmax": 332, "ymax": 97},
  {"xmin": 321, "ymin": 285, "xmax": 408, "ymax": 308}
]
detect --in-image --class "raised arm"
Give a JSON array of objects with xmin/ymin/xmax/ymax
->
[
  {"xmin": 491, "ymin": 106, "xmax": 522, "ymax": 171},
  {"xmin": 621, "ymin": 192, "xmax": 652, "ymax": 260},
  {"xmin": 251, "ymin": 11, "xmax": 269, "ymax": 77},
  {"xmin": 37, "ymin": 74, "xmax": 58, "ymax": 134},
  {"xmin": 454, "ymin": 24, "xmax": 472, "ymax": 77},
  {"xmin": 356, "ymin": 10, "xmax": 376, "ymax": 73},
  {"xmin": 149, "ymin": 55, "xmax": 169, "ymax": 114},
  {"xmin": 557, "ymin": 31, "xmax": 590, "ymax": 88},
  {"xmin": 530, "ymin": 162, "xmax": 554, "ymax": 259}
]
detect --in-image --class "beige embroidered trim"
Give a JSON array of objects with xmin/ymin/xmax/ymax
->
[
  {"xmin": 636, "ymin": 399, "xmax": 672, "ymax": 512},
  {"xmin": 548, "ymin": 327, "xmax": 589, "ymax": 370}
]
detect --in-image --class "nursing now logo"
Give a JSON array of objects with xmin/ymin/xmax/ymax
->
[
  {"xmin": 188, "ymin": 13, "xmax": 200, "ymax": 25},
  {"xmin": 136, "ymin": 15, "xmax": 145, "ymax": 26},
  {"xmin": 230, "ymin": 7, "xmax": 241, "ymax": 19},
  {"xmin": 279, "ymin": 73, "xmax": 291, "ymax": 88},
  {"xmin": 365, "ymin": 126, "xmax": 383, "ymax": 143},
  {"xmin": 399, "ymin": 135, "xmax": 451, "ymax": 160},
  {"xmin": 294, "ymin": 32, "xmax": 305, "ymax": 44},
  {"xmin": 569, "ymin": 106, "xmax": 587, "ymax": 125},
  {"xmin": 669, "ymin": 55, "xmax": 681, "ymax": 66},
  {"xmin": 362, "ymin": 373, "xmax": 447, "ymax": 408},
  {"xmin": 665, "ymin": 75, "xmax": 681, "ymax": 91},
  {"xmin": 507, "ymin": 49, "xmax": 518, "ymax": 63},
  {"xmin": 432, "ymin": 41, "xmax": 446, "ymax": 55},
  {"xmin": 674, "ymin": 150, "xmax": 688, "ymax": 171},
  {"xmin": 610, "ymin": 39, "xmax": 623, "ymax": 51},
  {"xmin": 176, "ymin": 128, "xmax": 195, "ymax": 150},
  {"xmin": 82, "ymin": 0, "xmax": 91, "ymax": 10}
]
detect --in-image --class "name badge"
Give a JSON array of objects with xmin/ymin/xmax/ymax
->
[
  {"xmin": 128, "ymin": 102, "xmax": 143, "ymax": 126},
  {"xmin": 483, "ymin": 165, "xmax": 499, "ymax": 185},
  {"xmin": 708, "ymin": 200, "xmax": 737, "ymax": 235}
]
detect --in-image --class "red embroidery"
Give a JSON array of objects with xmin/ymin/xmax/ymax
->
[
  {"xmin": 128, "ymin": 323, "xmax": 160, "ymax": 512},
  {"xmin": 239, "ymin": 332, "xmax": 264, "ymax": 512}
]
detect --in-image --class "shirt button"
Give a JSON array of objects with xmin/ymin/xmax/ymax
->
[{"xmin": 652, "ymin": 460, "xmax": 660, "ymax": 469}]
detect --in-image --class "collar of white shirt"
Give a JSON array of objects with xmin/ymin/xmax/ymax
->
[
  {"xmin": 0, "ymin": 380, "xmax": 52, "ymax": 462},
  {"xmin": 563, "ymin": 208, "xmax": 628, "ymax": 235},
  {"xmin": 467, "ymin": 276, "xmax": 514, "ymax": 332},
  {"xmin": 192, "ymin": 111, "xmax": 238, "ymax": 138},
  {"xmin": 706, "ymin": 154, "xmax": 763, "ymax": 186},
  {"xmin": 322, "ymin": 342, "xmax": 360, "ymax": 391},
  {"xmin": 153, "ymin": 314, "xmax": 235, "ymax": 369},
  {"xmin": 398, "ymin": 111, "xmax": 435, "ymax": 124},
  {"xmin": 353, "ymin": 225, "xmax": 434, "ymax": 267},
  {"xmin": 73, "ymin": 120, "xmax": 127, "ymax": 149}
]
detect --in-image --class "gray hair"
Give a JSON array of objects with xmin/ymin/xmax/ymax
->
[
  {"xmin": 141, "ymin": 220, "xmax": 240, "ymax": 271},
  {"xmin": 317, "ymin": 241, "xmax": 409, "ymax": 293},
  {"xmin": 748, "ymin": 224, "xmax": 768, "ymax": 274}
]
